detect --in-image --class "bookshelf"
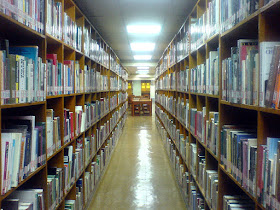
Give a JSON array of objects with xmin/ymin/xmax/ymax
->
[
  {"xmin": 155, "ymin": 0, "xmax": 280, "ymax": 209},
  {"xmin": 0, "ymin": 0, "xmax": 128, "ymax": 209}
]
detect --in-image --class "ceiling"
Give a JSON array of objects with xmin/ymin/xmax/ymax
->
[{"xmin": 75, "ymin": 0, "xmax": 196, "ymax": 76}]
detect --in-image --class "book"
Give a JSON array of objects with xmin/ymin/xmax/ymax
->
[
  {"xmin": 265, "ymin": 46, "xmax": 280, "ymax": 107},
  {"xmin": 260, "ymin": 42, "xmax": 280, "ymax": 107},
  {"xmin": 9, "ymin": 189, "xmax": 44, "ymax": 210}
]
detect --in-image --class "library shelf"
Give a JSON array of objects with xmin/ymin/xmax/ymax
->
[
  {"xmin": 220, "ymin": 100, "xmax": 258, "ymax": 111},
  {"xmin": 206, "ymin": 34, "xmax": 219, "ymax": 45},
  {"xmin": 0, "ymin": 164, "xmax": 46, "ymax": 200},
  {"xmin": 260, "ymin": 0, "xmax": 280, "ymax": 13},
  {"xmin": 1, "ymin": 101, "xmax": 46, "ymax": 109},
  {"xmin": 46, "ymin": 34, "xmax": 64, "ymax": 45},
  {"xmin": 190, "ymin": 92, "xmax": 219, "ymax": 99},
  {"xmin": 220, "ymin": 10, "xmax": 260, "ymax": 38},
  {"xmin": 155, "ymin": 0, "xmax": 280, "ymax": 209},
  {"xmin": 156, "ymin": 110, "xmax": 216, "ymax": 210},
  {"xmin": 0, "ymin": 13, "xmax": 45, "ymax": 39},
  {"xmin": 219, "ymin": 165, "xmax": 257, "ymax": 203},
  {"xmin": 0, "ymin": 0, "xmax": 128, "ymax": 208}
]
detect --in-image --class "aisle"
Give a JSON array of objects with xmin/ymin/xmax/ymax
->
[{"xmin": 88, "ymin": 114, "xmax": 186, "ymax": 210}]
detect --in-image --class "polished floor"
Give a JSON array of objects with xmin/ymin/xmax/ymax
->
[{"xmin": 88, "ymin": 113, "xmax": 186, "ymax": 210}]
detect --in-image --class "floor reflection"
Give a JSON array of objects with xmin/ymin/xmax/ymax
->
[
  {"xmin": 88, "ymin": 115, "xmax": 186, "ymax": 210},
  {"xmin": 133, "ymin": 129, "xmax": 156, "ymax": 208}
]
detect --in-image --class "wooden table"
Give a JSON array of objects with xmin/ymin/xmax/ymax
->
[{"xmin": 131, "ymin": 99, "xmax": 152, "ymax": 116}]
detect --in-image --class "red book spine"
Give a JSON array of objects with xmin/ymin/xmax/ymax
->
[
  {"xmin": 2, "ymin": 142, "xmax": 9, "ymax": 194},
  {"xmin": 69, "ymin": 112, "xmax": 74, "ymax": 139}
]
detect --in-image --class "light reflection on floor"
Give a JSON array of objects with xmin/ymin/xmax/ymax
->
[
  {"xmin": 134, "ymin": 129, "xmax": 156, "ymax": 208},
  {"xmin": 88, "ymin": 115, "xmax": 186, "ymax": 210}
]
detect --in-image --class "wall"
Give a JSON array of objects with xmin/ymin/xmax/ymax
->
[
  {"xmin": 132, "ymin": 80, "xmax": 141, "ymax": 96},
  {"xmin": 150, "ymin": 81, "xmax": 155, "ymax": 99}
]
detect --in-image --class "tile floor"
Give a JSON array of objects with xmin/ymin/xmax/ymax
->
[{"xmin": 88, "ymin": 114, "xmax": 186, "ymax": 210}]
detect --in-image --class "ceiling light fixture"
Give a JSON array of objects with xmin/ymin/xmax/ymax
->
[
  {"xmin": 136, "ymin": 70, "xmax": 149, "ymax": 74},
  {"xmin": 127, "ymin": 25, "xmax": 161, "ymax": 34},
  {"xmin": 137, "ymin": 66, "xmax": 149, "ymax": 70},
  {"xmin": 134, "ymin": 55, "xmax": 152, "ymax": 60},
  {"xmin": 130, "ymin": 43, "xmax": 155, "ymax": 51}
]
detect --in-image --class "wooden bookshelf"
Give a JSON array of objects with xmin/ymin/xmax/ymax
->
[
  {"xmin": 0, "ymin": 0, "xmax": 128, "ymax": 209},
  {"xmin": 155, "ymin": 0, "xmax": 280, "ymax": 209}
]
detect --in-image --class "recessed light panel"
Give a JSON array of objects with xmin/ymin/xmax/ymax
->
[
  {"xmin": 136, "ymin": 70, "xmax": 149, "ymax": 74},
  {"xmin": 137, "ymin": 66, "xmax": 149, "ymax": 70},
  {"xmin": 127, "ymin": 25, "xmax": 161, "ymax": 34},
  {"xmin": 130, "ymin": 43, "xmax": 155, "ymax": 51},
  {"xmin": 134, "ymin": 55, "xmax": 152, "ymax": 60}
]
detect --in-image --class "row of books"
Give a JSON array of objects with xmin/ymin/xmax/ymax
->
[
  {"xmin": 190, "ymin": 50, "xmax": 219, "ymax": 95},
  {"xmin": 110, "ymin": 76, "xmax": 127, "ymax": 92},
  {"xmin": 222, "ymin": 41, "xmax": 280, "ymax": 108},
  {"xmin": 220, "ymin": 125, "xmax": 257, "ymax": 198},
  {"xmin": 64, "ymin": 143, "xmax": 83, "ymax": 194},
  {"xmin": 67, "ymin": 112, "xmax": 128, "ymax": 209},
  {"xmin": 190, "ymin": 0, "xmax": 219, "ymax": 52},
  {"xmin": 176, "ymin": 97, "xmax": 189, "ymax": 127},
  {"xmin": 47, "ymin": 167, "xmax": 63, "ymax": 210},
  {"xmin": 1, "ymin": 116, "xmax": 46, "ymax": 195},
  {"xmin": 155, "ymin": 72, "xmax": 176, "ymax": 90},
  {"xmin": 61, "ymin": 110, "xmax": 127, "ymax": 210},
  {"xmin": 221, "ymin": 39, "xmax": 259, "ymax": 105},
  {"xmin": 84, "ymin": 115, "xmax": 126, "ymax": 205},
  {"xmin": 64, "ymin": 13, "xmax": 81, "ymax": 51},
  {"xmin": 176, "ymin": 67, "xmax": 189, "ymax": 92},
  {"xmin": 0, "ymin": 0, "xmax": 44, "ymax": 34},
  {"xmin": 156, "ymin": 54, "xmax": 168, "ymax": 77},
  {"xmin": 196, "ymin": 146, "xmax": 218, "ymax": 209},
  {"xmin": 221, "ymin": 0, "xmax": 259, "ymax": 33},
  {"xmin": 190, "ymin": 15, "xmax": 206, "ymax": 52},
  {"xmin": 257, "ymin": 137, "xmax": 280, "ymax": 209},
  {"xmin": 46, "ymin": 109, "xmax": 62, "ymax": 157},
  {"xmin": 156, "ymin": 93, "xmax": 219, "ymax": 156},
  {"xmin": 84, "ymin": 133, "xmax": 96, "ymax": 165},
  {"xmin": 110, "ymin": 58, "xmax": 128, "ymax": 80},
  {"xmin": 176, "ymin": 29, "xmax": 189, "ymax": 62},
  {"xmin": 0, "ymin": 42, "xmax": 46, "ymax": 105},
  {"xmin": 155, "ymin": 106, "xmax": 178, "ymax": 147},
  {"xmin": 110, "ymin": 95, "xmax": 118, "ymax": 111},
  {"xmin": 63, "ymin": 178, "xmax": 83, "ymax": 210},
  {"xmin": 262, "ymin": 43, "xmax": 280, "ymax": 109},
  {"xmin": 2, "ymin": 189, "xmax": 44, "ymax": 210},
  {"xmin": 46, "ymin": 0, "xmax": 63, "ymax": 40},
  {"xmin": 46, "ymin": 55, "xmax": 116, "ymax": 96},
  {"xmin": 156, "ymin": 117, "xmax": 214, "ymax": 210},
  {"xmin": 96, "ymin": 103, "xmax": 126, "ymax": 150},
  {"xmin": 223, "ymin": 195, "xmax": 255, "ymax": 209},
  {"xmin": 0, "ymin": 47, "xmax": 123, "ymax": 101},
  {"xmin": 190, "ymin": 108, "xmax": 219, "ymax": 155},
  {"xmin": 118, "ymin": 92, "xmax": 128, "ymax": 105},
  {"xmin": 48, "ymin": 0, "xmax": 84, "ymax": 47},
  {"xmin": 168, "ymin": 43, "xmax": 176, "ymax": 67},
  {"xmin": 155, "ymin": 105, "xmax": 188, "ymax": 162},
  {"xmin": 156, "ymin": 118, "xmax": 189, "ymax": 204},
  {"xmin": 63, "ymin": 98, "xmax": 112, "ymax": 148},
  {"xmin": 155, "ymin": 93, "xmax": 188, "ymax": 127}
]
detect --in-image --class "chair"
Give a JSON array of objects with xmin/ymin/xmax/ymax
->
[
  {"xmin": 128, "ymin": 95, "xmax": 134, "ymax": 109},
  {"xmin": 133, "ymin": 104, "xmax": 141, "ymax": 116},
  {"xmin": 142, "ymin": 103, "xmax": 151, "ymax": 115}
]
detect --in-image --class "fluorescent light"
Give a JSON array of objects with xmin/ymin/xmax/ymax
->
[
  {"xmin": 137, "ymin": 66, "xmax": 149, "ymax": 70},
  {"xmin": 127, "ymin": 25, "xmax": 161, "ymax": 34},
  {"xmin": 134, "ymin": 55, "xmax": 152, "ymax": 60},
  {"xmin": 130, "ymin": 43, "xmax": 155, "ymax": 51},
  {"xmin": 136, "ymin": 70, "xmax": 149, "ymax": 74}
]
